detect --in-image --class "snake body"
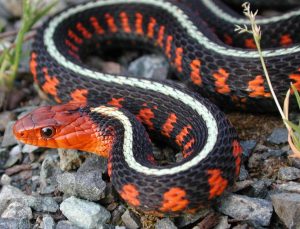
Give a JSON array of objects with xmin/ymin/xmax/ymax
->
[{"xmin": 13, "ymin": 0, "xmax": 300, "ymax": 214}]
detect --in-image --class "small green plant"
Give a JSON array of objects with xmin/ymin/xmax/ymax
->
[
  {"xmin": 235, "ymin": 2, "xmax": 300, "ymax": 157},
  {"xmin": 0, "ymin": 0, "xmax": 57, "ymax": 106}
]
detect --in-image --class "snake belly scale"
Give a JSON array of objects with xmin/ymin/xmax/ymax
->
[{"xmin": 13, "ymin": 0, "xmax": 300, "ymax": 214}]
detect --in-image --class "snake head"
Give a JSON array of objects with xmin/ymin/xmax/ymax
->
[{"xmin": 13, "ymin": 103, "xmax": 113, "ymax": 157}]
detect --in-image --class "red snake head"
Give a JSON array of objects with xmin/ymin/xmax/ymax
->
[{"xmin": 13, "ymin": 103, "xmax": 113, "ymax": 157}]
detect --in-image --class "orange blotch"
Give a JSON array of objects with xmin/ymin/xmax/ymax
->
[
  {"xmin": 147, "ymin": 17, "xmax": 156, "ymax": 38},
  {"xmin": 160, "ymin": 187, "xmax": 189, "ymax": 212},
  {"xmin": 105, "ymin": 13, "xmax": 118, "ymax": 33},
  {"xmin": 190, "ymin": 59, "xmax": 202, "ymax": 86},
  {"xmin": 90, "ymin": 16, "xmax": 105, "ymax": 34},
  {"xmin": 207, "ymin": 169, "xmax": 228, "ymax": 200},
  {"xmin": 165, "ymin": 35, "xmax": 173, "ymax": 58},
  {"xmin": 244, "ymin": 38, "xmax": 256, "ymax": 49},
  {"xmin": 248, "ymin": 75, "xmax": 271, "ymax": 97},
  {"xmin": 175, "ymin": 125, "xmax": 192, "ymax": 146},
  {"xmin": 68, "ymin": 50, "xmax": 80, "ymax": 60},
  {"xmin": 107, "ymin": 153, "xmax": 112, "ymax": 177},
  {"xmin": 30, "ymin": 52, "xmax": 38, "ymax": 83},
  {"xmin": 41, "ymin": 67, "xmax": 61, "ymax": 103},
  {"xmin": 120, "ymin": 184, "xmax": 140, "ymax": 207},
  {"xmin": 157, "ymin": 25, "xmax": 165, "ymax": 47},
  {"xmin": 65, "ymin": 39, "xmax": 79, "ymax": 52},
  {"xmin": 224, "ymin": 33, "xmax": 233, "ymax": 45},
  {"xmin": 231, "ymin": 95, "xmax": 247, "ymax": 110},
  {"xmin": 120, "ymin": 12, "xmax": 131, "ymax": 33},
  {"xmin": 183, "ymin": 138, "xmax": 195, "ymax": 158},
  {"xmin": 174, "ymin": 47, "xmax": 183, "ymax": 73},
  {"xmin": 76, "ymin": 22, "xmax": 92, "ymax": 39},
  {"xmin": 70, "ymin": 89, "xmax": 88, "ymax": 105},
  {"xmin": 232, "ymin": 140, "xmax": 243, "ymax": 176},
  {"xmin": 107, "ymin": 97, "xmax": 124, "ymax": 108},
  {"xmin": 289, "ymin": 69, "xmax": 300, "ymax": 92},
  {"xmin": 68, "ymin": 29, "xmax": 83, "ymax": 44},
  {"xmin": 213, "ymin": 68, "xmax": 231, "ymax": 94},
  {"xmin": 136, "ymin": 108, "xmax": 155, "ymax": 130},
  {"xmin": 135, "ymin": 13, "xmax": 144, "ymax": 35},
  {"xmin": 280, "ymin": 34, "xmax": 293, "ymax": 46},
  {"xmin": 161, "ymin": 113, "xmax": 177, "ymax": 137}
]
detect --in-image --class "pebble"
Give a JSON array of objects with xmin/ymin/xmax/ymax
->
[
  {"xmin": 0, "ymin": 111, "xmax": 15, "ymax": 132},
  {"xmin": 240, "ymin": 140, "xmax": 257, "ymax": 158},
  {"xmin": 111, "ymin": 204, "xmax": 126, "ymax": 225},
  {"xmin": 155, "ymin": 218, "xmax": 177, "ymax": 229},
  {"xmin": 174, "ymin": 209, "xmax": 211, "ymax": 228},
  {"xmin": 290, "ymin": 157, "xmax": 300, "ymax": 169},
  {"xmin": 121, "ymin": 210, "xmax": 141, "ymax": 229},
  {"xmin": 60, "ymin": 196, "xmax": 111, "ymax": 229},
  {"xmin": 58, "ymin": 149, "xmax": 83, "ymax": 171},
  {"xmin": 4, "ymin": 145, "xmax": 22, "ymax": 168},
  {"xmin": 1, "ymin": 201, "xmax": 32, "ymax": 219},
  {"xmin": 22, "ymin": 144, "xmax": 39, "ymax": 154},
  {"xmin": 77, "ymin": 155, "xmax": 107, "ymax": 174},
  {"xmin": 214, "ymin": 216, "xmax": 230, "ymax": 229},
  {"xmin": 247, "ymin": 179, "xmax": 272, "ymax": 198},
  {"xmin": 0, "ymin": 0, "xmax": 22, "ymax": 18},
  {"xmin": 267, "ymin": 128, "xmax": 288, "ymax": 144},
  {"xmin": 271, "ymin": 192, "xmax": 300, "ymax": 228},
  {"xmin": 275, "ymin": 181, "xmax": 300, "ymax": 193},
  {"xmin": 42, "ymin": 215, "xmax": 55, "ymax": 229},
  {"xmin": 128, "ymin": 55, "xmax": 169, "ymax": 80},
  {"xmin": 56, "ymin": 220, "xmax": 82, "ymax": 229},
  {"xmin": 278, "ymin": 166, "xmax": 300, "ymax": 181},
  {"xmin": 32, "ymin": 196, "xmax": 59, "ymax": 213},
  {"xmin": 218, "ymin": 194, "xmax": 273, "ymax": 227},
  {"xmin": 261, "ymin": 149, "xmax": 286, "ymax": 159},
  {"xmin": 1, "ymin": 121, "xmax": 18, "ymax": 147},
  {"xmin": 0, "ymin": 218, "xmax": 31, "ymax": 229},
  {"xmin": 57, "ymin": 171, "xmax": 106, "ymax": 201},
  {"xmin": 238, "ymin": 164, "xmax": 249, "ymax": 181},
  {"xmin": 0, "ymin": 174, "xmax": 11, "ymax": 185}
]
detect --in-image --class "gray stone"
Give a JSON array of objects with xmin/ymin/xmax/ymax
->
[
  {"xmin": 278, "ymin": 167, "xmax": 300, "ymax": 181},
  {"xmin": 238, "ymin": 165, "xmax": 249, "ymax": 181},
  {"xmin": 58, "ymin": 149, "xmax": 83, "ymax": 171},
  {"xmin": 4, "ymin": 145, "xmax": 22, "ymax": 168},
  {"xmin": 56, "ymin": 220, "xmax": 82, "ymax": 229},
  {"xmin": 128, "ymin": 55, "xmax": 169, "ymax": 80},
  {"xmin": 214, "ymin": 216, "xmax": 230, "ymax": 229},
  {"xmin": 262, "ymin": 149, "xmax": 286, "ymax": 159},
  {"xmin": 65, "ymin": 0, "xmax": 89, "ymax": 6},
  {"xmin": 111, "ymin": 204, "xmax": 126, "ymax": 225},
  {"xmin": 290, "ymin": 157, "xmax": 300, "ymax": 169},
  {"xmin": 60, "ymin": 196, "xmax": 110, "ymax": 229},
  {"xmin": 174, "ymin": 209, "xmax": 211, "ymax": 228},
  {"xmin": 121, "ymin": 210, "xmax": 141, "ymax": 229},
  {"xmin": 77, "ymin": 155, "xmax": 107, "ymax": 174},
  {"xmin": 0, "ymin": 0, "xmax": 22, "ymax": 18},
  {"xmin": 1, "ymin": 201, "xmax": 32, "ymax": 219},
  {"xmin": 248, "ymin": 179, "xmax": 272, "ymax": 198},
  {"xmin": 271, "ymin": 192, "xmax": 300, "ymax": 228},
  {"xmin": 218, "ymin": 194, "xmax": 273, "ymax": 226},
  {"xmin": 42, "ymin": 215, "xmax": 55, "ymax": 229},
  {"xmin": 22, "ymin": 144, "xmax": 39, "ymax": 154},
  {"xmin": 155, "ymin": 218, "xmax": 177, "ymax": 229},
  {"xmin": 0, "ymin": 111, "xmax": 15, "ymax": 132},
  {"xmin": 1, "ymin": 174, "xmax": 11, "ymax": 185},
  {"xmin": 0, "ymin": 218, "xmax": 31, "ymax": 229},
  {"xmin": 267, "ymin": 128, "xmax": 288, "ymax": 144},
  {"xmin": 57, "ymin": 171, "xmax": 106, "ymax": 201},
  {"xmin": 31, "ymin": 196, "xmax": 59, "ymax": 213},
  {"xmin": 1, "ymin": 121, "xmax": 18, "ymax": 147},
  {"xmin": 240, "ymin": 140, "xmax": 257, "ymax": 158},
  {"xmin": 275, "ymin": 181, "xmax": 300, "ymax": 194}
]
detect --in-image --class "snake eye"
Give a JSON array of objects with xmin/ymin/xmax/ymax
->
[{"xmin": 41, "ymin": 127, "xmax": 55, "ymax": 138}]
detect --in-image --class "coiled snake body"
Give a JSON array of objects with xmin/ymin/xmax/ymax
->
[{"xmin": 13, "ymin": 0, "xmax": 300, "ymax": 214}]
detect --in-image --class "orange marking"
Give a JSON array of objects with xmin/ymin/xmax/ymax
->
[
  {"xmin": 174, "ymin": 47, "xmax": 183, "ymax": 73},
  {"xmin": 147, "ymin": 17, "xmax": 156, "ymax": 38},
  {"xmin": 280, "ymin": 34, "xmax": 292, "ymax": 46},
  {"xmin": 120, "ymin": 12, "xmax": 131, "ymax": 33},
  {"xmin": 248, "ymin": 75, "xmax": 271, "ymax": 97},
  {"xmin": 70, "ymin": 89, "xmax": 88, "ymax": 105},
  {"xmin": 165, "ymin": 35, "xmax": 173, "ymax": 58},
  {"xmin": 190, "ymin": 59, "xmax": 202, "ymax": 86},
  {"xmin": 160, "ymin": 187, "xmax": 189, "ymax": 212},
  {"xmin": 68, "ymin": 29, "xmax": 83, "ymax": 44},
  {"xmin": 107, "ymin": 153, "xmax": 112, "ymax": 177},
  {"xmin": 136, "ymin": 108, "xmax": 155, "ymax": 130},
  {"xmin": 30, "ymin": 52, "xmax": 38, "ymax": 83},
  {"xmin": 161, "ymin": 113, "xmax": 177, "ymax": 137},
  {"xmin": 76, "ymin": 22, "xmax": 92, "ymax": 39},
  {"xmin": 105, "ymin": 13, "xmax": 118, "ymax": 33},
  {"xmin": 157, "ymin": 25, "xmax": 165, "ymax": 47},
  {"xmin": 65, "ymin": 39, "xmax": 79, "ymax": 52},
  {"xmin": 244, "ymin": 38, "xmax": 256, "ymax": 49},
  {"xmin": 176, "ymin": 125, "xmax": 192, "ymax": 146},
  {"xmin": 120, "ymin": 184, "xmax": 140, "ymax": 207},
  {"xmin": 68, "ymin": 50, "xmax": 80, "ymax": 60},
  {"xmin": 213, "ymin": 68, "xmax": 231, "ymax": 94},
  {"xmin": 224, "ymin": 34, "xmax": 233, "ymax": 45},
  {"xmin": 41, "ymin": 67, "xmax": 61, "ymax": 103},
  {"xmin": 183, "ymin": 138, "xmax": 195, "ymax": 158},
  {"xmin": 135, "ymin": 13, "xmax": 143, "ymax": 35},
  {"xmin": 90, "ymin": 16, "xmax": 105, "ymax": 34},
  {"xmin": 231, "ymin": 95, "xmax": 247, "ymax": 110},
  {"xmin": 232, "ymin": 140, "xmax": 243, "ymax": 176},
  {"xmin": 107, "ymin": 97, "xmax": 124, "ymax": 108},
  {"xmin": 289, "ymin": 69, "xmax": 300, "ymax": 92},
  {"xmin": 207, "ymin": 169, "xmax": 228, "ymax": 200}
]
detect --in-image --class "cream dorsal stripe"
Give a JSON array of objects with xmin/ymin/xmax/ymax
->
[{"xmin": 44, "ymin": 0, "xmax": 300, "ymax": 59}]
